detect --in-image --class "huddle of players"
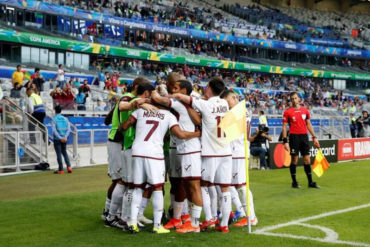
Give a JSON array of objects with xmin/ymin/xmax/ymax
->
[{"xmin": 102, "ymin": 73, "xmax": 257, "ymax": 234}]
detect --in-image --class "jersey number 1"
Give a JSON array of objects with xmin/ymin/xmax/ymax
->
[
  {"xmin": 144, "ymin": 120, "xmax": 159, "ymax": 141},
  {"xmin": 215, "ymin": 116, "xmax": 226, "ymax": 138}
]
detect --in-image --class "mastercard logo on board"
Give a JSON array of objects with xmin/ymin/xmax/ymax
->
[{"xmin": 273, "ymin": 144, "xmax": 291, "ymax": 168}]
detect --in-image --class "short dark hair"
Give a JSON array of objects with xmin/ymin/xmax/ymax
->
[
  {"xmin": 16, "ymin": 65, "xmax": 21, "ymax": 69},
  {"xmin": 58, "ymin": 64, "xmax": 63, "ymax": 68},
  {"xmin": 220, "ymin": 89, "xmax": 234, "ymax": 99},
  {"xmin": 35, "ymin": 68, "xmax": 40, "ymax": 73},
  {"xmin": 260, "ymin": 110, "xmax": 264, "ymax": 115},
  {"xmin": 132, "ymin": 76, "xmax": 150, "ymax": 88},
  {"xmin": 208, "ymin": 77, "xmax": 225, "ymax": 96},
  {"xmin": 55, "ymin": 105, "xmax": 62, "ymax": 114},
  {"xmin": 178, "ymin": 80, "xmax": 193, "ymax": 96},
  {"xmin": 290, "ymin": 92, "xmax": 299, "ymax": 98},
  {"xmin": 137, "ymin": 83, "xmax": 155, "ymax": 95}
]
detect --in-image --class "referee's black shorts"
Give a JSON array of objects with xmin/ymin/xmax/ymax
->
[{"xmin": 289, "ymin": 134, "xmax": 310, "ymax": 156}]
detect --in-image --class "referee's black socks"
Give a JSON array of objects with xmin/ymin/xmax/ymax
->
[
  {"xmin": 304, "ymin": 164, "xmax": 313, "ymax": 184},
  {"xmin": 289, "ymin": 164, "xmax": 297, "ymax": 183}
]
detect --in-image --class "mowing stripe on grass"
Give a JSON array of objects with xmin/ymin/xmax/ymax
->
[{"xmin": 254, "ymin": 203, "xmax": 370, "ymax": 247}]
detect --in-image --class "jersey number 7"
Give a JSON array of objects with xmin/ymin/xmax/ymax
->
[{"xmin": 144, "ymin": 120, "xmax": 159, "ymax": 141}]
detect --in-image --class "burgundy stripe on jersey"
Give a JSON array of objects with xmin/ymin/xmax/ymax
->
[
  {"xmin": 232, "ymin": 157, "xmax": 246, "ymax": 160},
  {"xmin": 177, "ymin": 151, "xmax": 201, "ymax": 155},
  {"xmin": 232, "ymin": 182, "xmax": 246, "ymax": 186},
  {"xmin": 150, "ymin": 182, "xmax": 165, "ymax": 188},
  {"xmin": 182, "ymin": 176, "xmax": 202, "ymax": 180},
  {"xmin": 189, "ymin": 96, "xmax": 193, "ymax": 106},
  {"xmin": 202, "ymin": 154, "xmax": 232, "ymax": 158},
  {"xmin": 169, "ymin": 124, "xmax": 180, "ymax": 131},
  {"xmin": 132, "ymin": 155, "xmax": 165, "ymax": 160},
  {"xmin": 214, "ymin": 183, "xmax": 232, "ymax": 186},
  {"xmin": 133, "ymin": 182, "xmax": 165, "ymax": 188}
]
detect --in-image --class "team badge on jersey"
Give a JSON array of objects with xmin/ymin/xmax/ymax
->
[
  {"xmin": 302, "ymin": 114, "xmax": 306, "ymax": 120},
  {"xmin": 292, "ymin": 116, "xmax": 296, "ymax": 122}
]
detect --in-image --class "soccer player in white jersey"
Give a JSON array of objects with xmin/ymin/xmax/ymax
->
[
  {"xmin": 173, "ymin": 77, "xmax": 233, "ymax": 233},
  {"xmin": 122, "ymin": 103, "xmax": 201, "ymax": 234},
  {"xmin": 152, "ymin": 80, "xmax": 203, "ymax": 233},
  {"xmin": 220, "ymin": 90, "xmax": 258, "ymax": 227}
]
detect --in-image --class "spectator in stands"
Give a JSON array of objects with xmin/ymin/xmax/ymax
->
[
  {"xmin": 75, "ymin": 87, "xmax": 87, "ymax": 111},
  {"xmin": 80, "ymin": 80, "xmax": 91, "ymax": 97},
  {"xmin": 72, "ymin": 77, "xmax": 80, "ymax": 89},
  {"xmin": 31, "ymin": 68, "xmax": 45, "ymax": 92},
  {"xmin": 50, "ymin": 86, "xmax": 64, "ymax": 108},
  {"xmin": 56, "ymin": 64, "xmax": 66, "ymax": 89},
  {"xmin": 356, "ymin": 110, "xmax": 370, "ymax": 137},
  {"xmin": 52, "ymin": 105, "xmax": 72, "ymax": 174},
  {"xmin": 258, "ymin": 110, "xmax": 268, "ymax": 127},
  {"xmin": 349, "ymin": 102, "xmax": 357, "ymax": 114},
  {"xmin": 12, "ymin": 65, "xmax": 24, "ymax": 86},
  {"xmin": 250, "ymin": 124, "xmax": 272, "ymax": 170},
  {"xmin": 98, "ymin": 68, "xmax": 105, "ymax": 90},
  {"xmin": 10, "ymin": 82, "xmax": 22, "ymax": 98},
  {"xmin": 349, "ymin": 113, "xmax": 357, "ymax": 138},
  {"xmin": 95, "ymin": 99, "xmax": 106, "ymax": 111},
  {"xmin": 110, "ymin": 71, "xmax": 119, "ymax": 92},
  {"xmin": 61, "ymin": 83, "xmax": 76, "ymax": 110},
  {"xmin": 104, "ymin": 72, "xmax": 111, "ymax": 90}
]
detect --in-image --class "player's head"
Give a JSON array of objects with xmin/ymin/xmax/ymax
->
[
  {"xmin": 289, "ymin": 92, "xmax": 300, "ymax": 107},
  {"xmin": 167, "ymin": 72, "xmax": 185, "ymax": 94},
  {"xmin": 54, "ymin": 105, "xmax": 62, "ymax": 114},
  {"xmin": 137, "ymin": 83, "xmax": 155, "ymax": 98},
  {"xmin": 363, "ymin": 110, "xmax": 368, "ymax": 118},
  {"xmin": 206, "ymin": 77, "xmax": 225, "ymax": 99},
  {"xmin": 175, "ymin": 80, "xmax": 193, "ymax": 96},
  {"xmin": 220, "ymin": 89, "xmax": 238, "ymax": 108},
  {"xmin": 132, "ymin": 77, "xmax": 150, "ymax": 93}
]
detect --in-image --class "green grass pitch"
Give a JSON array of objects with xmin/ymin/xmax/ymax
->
[{"xmin": 0, "ymin": 160, "xmax": 369, "ymax": 247}]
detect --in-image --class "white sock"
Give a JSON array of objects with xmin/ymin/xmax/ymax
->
[
  {"xmin": 182, "ymin": 199, "xmax": 189, "ymax": 215},
  {"xmin": 191, "ymin": 203, "xmax": 202, "ymax": 227},
  {"xmin": 201, "ymin": 186, "xmax": 212, "ymax": 221},
  {"xmin": 230, "ymin": 186, "xmax": 245, "ymax": 217},
  {"xmin": 208, "ymin": 186, "xmax": 218, "ymax": 219},
  {"xmin": 173, "ymin": 201, "xmax": 184, "ymax": 219},
  {"xmin": 138, "ymin": 198, "xmax": 149, "ymax": 217},
  {"xmin": 220, "ymin": 191, "xmax": 231, "ymax": 227},
  {"xmin": 152, "ymin": 191, "xmax": 164, "ymax": 229},
  {"xmin": 104, "ymin": 198, "xmax": 111, "ymax": 212},
  {"xmin": 129, "ymin": 188, "xmax": 143, "ymax": 225},
  {"xmin": 238, "ymin": 187, "xmax": 256, "ymax": 219},
  {"xmin": 107, "ymin": 184, "xmax": 124, "ymax": 220},
  {"xmin": 122, "ymin": 188, "xmax": 134, "ymax": 222},
  {"xmin": 216, "ymin": 185, "xmax": 223, "ymax": 212}
]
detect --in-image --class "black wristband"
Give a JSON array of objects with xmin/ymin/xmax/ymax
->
[{"xmin": 283, "ymin": 138, "xmax": 288, "ymax": 144}]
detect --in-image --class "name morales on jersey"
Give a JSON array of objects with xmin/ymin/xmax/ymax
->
[
  {"xmin": 143, "ymin": 110, "xmax": 165, "ymax": 120},
  {"xmin": 211, "ymin": 106, "xmax": 228, "ymax": 114}
]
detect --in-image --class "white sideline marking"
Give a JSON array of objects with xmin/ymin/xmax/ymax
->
[{"xmin": 254, "ymin": 203, "xmax": 370, "ymax": 247}]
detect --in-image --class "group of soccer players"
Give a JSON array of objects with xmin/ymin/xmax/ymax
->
[{"xmin": 101, "ymin": 73, "xmax": 257, "ymax": 234}]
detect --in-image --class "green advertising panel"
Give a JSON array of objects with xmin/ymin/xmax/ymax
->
[{"xmin": 0, "ymin": 29, "xmax": 369, "ymax": 81}]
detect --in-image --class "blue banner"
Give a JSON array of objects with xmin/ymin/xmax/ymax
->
[{"xmin": 2, "ymin": 0, "xmax": 369, "ymax": 58}]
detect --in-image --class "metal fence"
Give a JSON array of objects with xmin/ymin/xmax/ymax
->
[{"xmin": 0, "ymin": 131, "xmax": 44, "ymax": 172}]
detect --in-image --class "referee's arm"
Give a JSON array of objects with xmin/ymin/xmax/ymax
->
[
  {"xmin": 282, "ymin": 122, "xmax": 290, "ymax": 152},
  {"xmin": 306, "ymin": 119, "xmax": 320, "ymax": 148}
]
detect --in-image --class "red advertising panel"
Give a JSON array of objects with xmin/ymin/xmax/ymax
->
[{"xmin": 338, "ymin": 138, "xmax": 370, "ymax": 160}]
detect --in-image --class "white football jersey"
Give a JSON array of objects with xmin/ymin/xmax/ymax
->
[
  {"xmin": 192, "ymin": 96, "xmax": 231, "ymax": 157},
  {"xmin": 231, "ymin": 115, "xmax": 252, "ymax": 158},
  {"xmin": 131, "ymin": 108, "xmax": 178, "ymax": 159},
  {"xmin": 169, "ymin": 98, "xmax": 201, "ymax": 154}
]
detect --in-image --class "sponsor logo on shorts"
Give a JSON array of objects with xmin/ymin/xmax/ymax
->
[
  {"xmin": 232, "ymin": 173, "xmax": 238, "ymax": 179},
  {"xmin": 185, "ymin": 164, "xmax": 192, "ymax": 171},
  {"xmin": 201, "ymin": 168, "xmax": 205, "ymax": 174}
]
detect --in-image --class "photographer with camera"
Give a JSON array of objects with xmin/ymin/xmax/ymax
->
[{"xmin": 250, "ymin": 124, "xmax": 272, "ymax": 170}]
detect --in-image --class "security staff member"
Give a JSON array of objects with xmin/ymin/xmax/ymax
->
[
  {"xmin": 26, "ymin": 87, "xmax": 46, "ymax": 143},
  {"xmin": 282, "ymin": 92, "xmax": 320, "ymax": 189}
]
